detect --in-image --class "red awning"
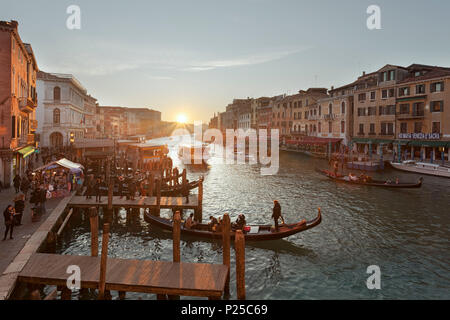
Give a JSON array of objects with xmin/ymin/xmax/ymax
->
[{"xmin": 286, "ymin": 137, "xmax": 342, "ymax": 146}]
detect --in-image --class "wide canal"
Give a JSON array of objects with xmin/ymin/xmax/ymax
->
[{"xmin": 56, "ymin": 137, "xmax": 450, "ymax": 299}]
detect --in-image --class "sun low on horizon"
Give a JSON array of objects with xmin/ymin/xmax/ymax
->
[{"xmin": 176, "ymin": 114, "xmax": 188, "ymax": 124}]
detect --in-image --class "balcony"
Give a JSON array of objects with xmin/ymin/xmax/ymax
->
[
  {"xmin": 30, "ymin": 119, "xmax": 38, "ymax": 132},
  {"xmin": 324, "ymin": 114, "xmax": 337, "ymax": 121},
  {"xmin": 19, "ymin": 97, "xmax": 37, "ymax": 113},
  {"xmin": 379, "ymin": 132, "xmax": 395, "ymax": 137},
  {"xmin": 397, "ymin": 112, "xmax": 425, "ymax": 120},
  {"xmin": 27, "ymin": 134, "xmax": 35, "ymax": 145},
  {"xmin": 357, "ymin": 132, "xmax": 365, "ymax": 136}
]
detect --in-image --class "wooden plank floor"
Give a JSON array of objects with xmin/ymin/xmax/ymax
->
[
  {"xmin": 18, "ymin": 253, "xmax": 228, "ymax": 298},
  {"xmin": 68, "ymin": 195, "xmax": 199, "ymax": 209}
]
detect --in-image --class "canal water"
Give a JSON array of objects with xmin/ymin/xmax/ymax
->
[{"xmin": 57, "ymin": 137, "xmax": 450, "ymax": 300}]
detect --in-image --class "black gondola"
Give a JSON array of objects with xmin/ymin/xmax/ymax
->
[{"xmin": 315, "ymin": 168, "xmax": 423, "ymax": 188}]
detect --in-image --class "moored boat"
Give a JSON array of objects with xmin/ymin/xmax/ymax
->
[
  {"xmin": 390, "ymin": 160, "xmax": 450, "ymax": 178},
  {"xmin": 316, "ymin": 168, "xmax": 423, "ymax": 188},
  {"xmin": 144, "ymin": 210, "xmax": 322, "ymax": 241}
]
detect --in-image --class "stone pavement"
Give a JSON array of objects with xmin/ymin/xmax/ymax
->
[
  {"xmin": 0, "ymin": 187, "xmax": 61, "ymax": 273},
  {"xmin": 0, "ymin": 186, "xmax": 63, "ymax": 299}
]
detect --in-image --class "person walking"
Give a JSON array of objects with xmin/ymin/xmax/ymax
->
[
  {"xmin": 20, "ymin": 176, "xmax": 30, "ymax": 200},
  {"xmin": 272, "ymin": 200, "xmax": 285, "ymax": 232},
  {"xmin": 14, "ymin": 194, "xmax": 25, "ymax": 226},
  {"xmin": 13, "ymin": 175, "xmax": 21, "ymax": 193},
  {"xmin": 3, "ymin": 205, "xmax": 15, "ymax": 240},
  {"xmin": 39, "ymin": 185, "xmax": 48, "ymax": 215}
]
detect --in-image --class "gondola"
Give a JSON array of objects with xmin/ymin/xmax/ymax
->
[
  {"xmin": 315, "ymin": 168, "xmax": 423, "ymax": 188},
  {"xmin": 144, "ymin": 210, "xmax": 322, "ymax": 241}
]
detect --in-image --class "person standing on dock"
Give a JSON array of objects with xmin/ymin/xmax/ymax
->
[
  {"xmin": 272, "ymin": 200, "xmax": 284, "ymax": 232},
  {"xmin": 118, "ymin": 174, "xmax": 125, "ymax": 199},
  {"xmin": 94, "ymin": 177, "xmax": 103, "ymax": 203},
  {"xmin": 3, "ymin": 205, "xmax": 15, "ymax": 240}
]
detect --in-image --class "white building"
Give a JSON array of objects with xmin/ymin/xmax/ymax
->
[
  {"xmin": 36, "ymin": 71, "xmax": 96, "ymax": 148},
  {"xmin": 238, "ymin": 112, "xmax": 251, "ymax": 130}
]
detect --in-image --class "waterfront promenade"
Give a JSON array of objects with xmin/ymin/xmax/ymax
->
[{"xmin": 0, "ymin": 186, "xmax": 64, "ymax": 299}]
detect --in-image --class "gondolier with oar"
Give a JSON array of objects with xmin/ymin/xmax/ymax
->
[{"xmin": 272, "ymin": 200, "xmax": 285, "ymax": 232}]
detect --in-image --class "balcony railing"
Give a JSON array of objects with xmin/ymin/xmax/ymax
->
[
  {"xmin": 19, "ymin": 97, "xmax": 37, "ymax": 113},
  {"xmin": 30, "ymin": 119, "xmax": 38, "ymax": 131},
  {"xmin": 397, "ymin": 112, "xmax": 425, "ymax": 119},
  {"xmin": 357, "ymin": 132, "xmax": 365, "ymax": 136}
]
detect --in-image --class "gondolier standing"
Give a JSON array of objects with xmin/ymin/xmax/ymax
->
[{"xmin": 272, "ymin": 200, "xmax": 285, "ymax": 232}]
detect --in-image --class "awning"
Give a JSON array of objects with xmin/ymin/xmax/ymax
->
[
  {"xmin": 351, "ymin": 138, "xmax": 394, "ymax": 145},
  {"xmin": 406, "ymin": 141, "xmax": 449, "ymax": 147},
  {"xmin": 18, "ymin": 146, "xmax": 35, "ymax": 158},
  {"xmin": 286, "ymin": 137, "xmax": 342, "ymax": 146},
  {"xmin": 34, "ymin": 158, "xmax": 84, "ymax": 173},
  {"xmin": 56, "ymin": 158, "xmax": 84, "ymax": 171}
]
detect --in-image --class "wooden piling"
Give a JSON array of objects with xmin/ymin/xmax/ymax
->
[
  {"xmin": 173, "ymin": 211, "xmax": 181, "ymax": 263},
  {"xmin": 194, "ymin": 177, "xmax": 203, "ymax": 223},
  {"xmin": 61, "ymin": 287, "xmax": 72, "ymax": 300},
  {"xmin": 182, "ymin": 169, "xmax": 187, "ymax": 185},
  {"xmin": 118, "ymin": 291, "xmax": 126, "ymax": 300},
  {"xmin": 89, "ymin": 207, "xmax": 99, "ymax": 257},
  {"xmin": 235, "ymin": 230, "xmax": 246, "ymax": 300},
  {"xmin": 98, "ymin": 223, "xmax": 110, "ymax": 300},
  {"xmin": 222, "ymin": 213, "xmax": 231, "ymax": 296},
  {"xmin": 156, "ymin": 179, "xmax": 161, "ymax": 216}
]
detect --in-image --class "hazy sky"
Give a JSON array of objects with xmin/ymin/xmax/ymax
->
[{"xmin": 2, "ymin": 0, "xmax": 450, "ymax": 122}]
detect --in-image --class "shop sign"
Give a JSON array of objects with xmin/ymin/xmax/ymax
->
[{"xmin": 398, "ymin": 133, "xmax": 440, "ymax": 140}]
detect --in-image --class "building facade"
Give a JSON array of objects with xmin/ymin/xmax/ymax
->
[
  {"xmin": 0, "ymin": 21, "xmax": 39, "ymax": 186},
  {"xmin": 36, "ymin": 71, "xmax": 92, "ymax": 149}
]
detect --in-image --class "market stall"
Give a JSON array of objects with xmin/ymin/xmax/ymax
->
[{"xmin": 33, "ymin": 158, "xmax": 84, "ymax": 198}]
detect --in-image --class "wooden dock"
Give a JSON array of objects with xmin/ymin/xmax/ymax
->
[
  {"xmin": 19, "ymin": 253, "xmax": 228, "ymax": 299},
  {"xmin": 68, "ymin": 195, "xmax": 199, "ymax": 210}
]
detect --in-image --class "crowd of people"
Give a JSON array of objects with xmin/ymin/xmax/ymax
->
[{"xmin": 3, "ymin": 164, "xmax": 83, "ymax": 241}]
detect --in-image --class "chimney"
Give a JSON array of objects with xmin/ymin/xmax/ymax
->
[
  {"xmin": 331, "ymin": 86, "xmax": 334, "ymax": 90},
  {"xmin": 362, "ymin": 71, "xmax": 366, "ymax": 76},
  {"xmin": 10, "ymin": 20, "xmax": 18, "ymax": 29}
]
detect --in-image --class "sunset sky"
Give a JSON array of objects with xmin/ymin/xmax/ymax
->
[{"xmin": 2, "ymin": 0, "xmax": 450, "ymax": 122}]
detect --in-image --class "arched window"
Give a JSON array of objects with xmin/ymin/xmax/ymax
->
[
  {"xmin": 54, "ymin": 86, "xmax": 61, "ymax": 101},
  {"xmin": 329, "ymin": 103, "xmax": 333, "ymax": 115},
  {"xmin": 53, "ymin": 108, "xmax": 60, "ymax": 124}
]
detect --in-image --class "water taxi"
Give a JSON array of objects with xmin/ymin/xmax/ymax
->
[
  {"xmin": 390, "ymin": 160, "xmax": 450, "ymax": 178},
  {"xmin": 178, "ymin": 143, "xmax": 210, "ymax": 166}
]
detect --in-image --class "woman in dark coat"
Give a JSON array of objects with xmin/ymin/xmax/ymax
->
[{"xmin": 3, "ymin": 205, "xmax": 15, "ymax": 240}]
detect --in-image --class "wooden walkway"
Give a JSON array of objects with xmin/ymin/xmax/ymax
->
[
  {"xmin": 19, "ymin": 253, "xmax": 228, "ymax": 299},
  {"xmin": 68, "ymin": 195, "xmax": 199, "ymax": 210}
]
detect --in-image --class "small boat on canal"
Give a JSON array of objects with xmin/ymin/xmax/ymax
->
[
  {"xmin": 390, "ymin": 160, "xmax": 450, "ymax": 178},
  {"xmin": 144, "ymin": 210, "xmax": 322, "ymax": 241},
  {"xmin": 178, "ymin": 143, "xmax": 210, "ymax": 166},
  {"xmin": 316, "ymin": 168, "xmax": 423, "ymax": 188}
]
